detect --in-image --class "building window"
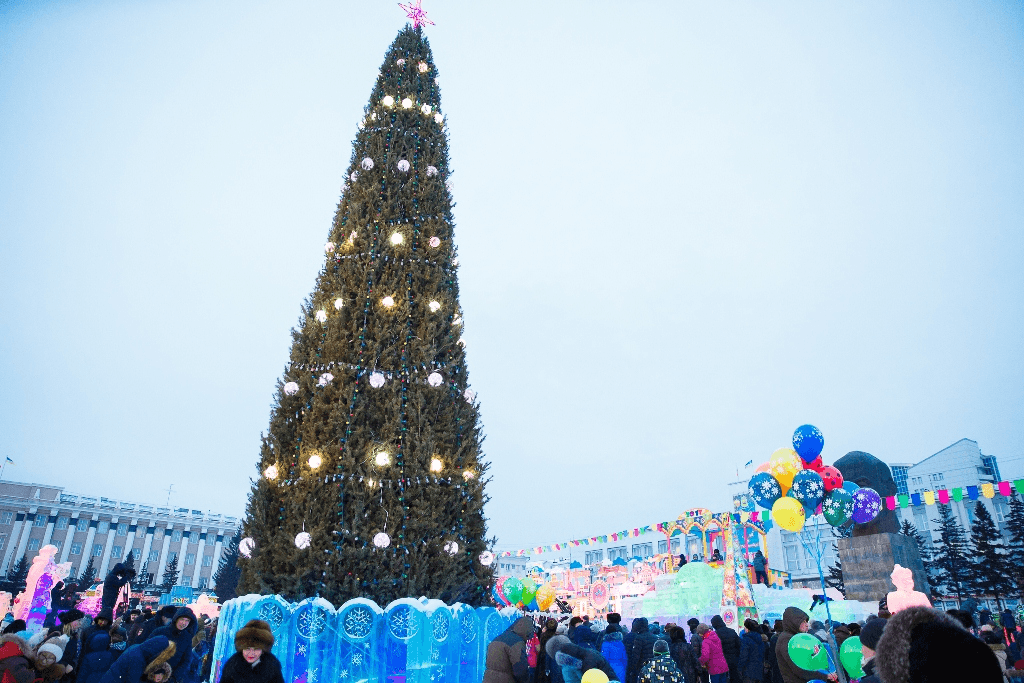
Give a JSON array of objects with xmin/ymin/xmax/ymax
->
[
  {"xmin": 70, "ymin": 543, "xmax": 83, "ymax": 555},
  {"xmin": 52, "ymin": 540, "xmax": 62, "ymax": 553},
  {"xmin": 28, "ymin": 538, "xmax": 40, "ymax": 551},
  {"xmin": 197, "ymin": 577, "xmax": 208, "ymax": 589},
  {"xmin": 148, "ymin": 550, "xmax": 160, "ymax": 562},
  {"xmin": 33, "ymin": 516, "xmax": 46, "ymax": 527},
  {"xmin": 631, "ymin": 543, "xmax": 653, "ymax": 558},
  {"xmin": 607, "ymin": 546, "xmax": 628, "ymax": 561},
  {"xmin": 143, "ymin": 573, "xmax": 154, "ymax": 585},
  {"xmin": 92, "ymin": 544, "xmax": 104, "ymax": 557},
  {"xmin": 76, "ymin": 518, "xmax": 89, "ymax": 532},
  {"xmin": 171, "ymin": 530, "xmax": 182, "ymax": 543},
  {"xmin": 111, "ymin": 546, "xmax": 123, "ymax": 559},
  {"xmin": 185, "ymin": 553, "xmax": 196, "ymax": 566},
  {"xmin": 0, "ymin": 512, "xmax": 12, "ymax": 525},
  {"xmin": 584, "ymin": 550, "xmax": 604, "ymax": 564},
  {"xmin": 657, "ymin": 540, "xmax": 668, "ymax": 554},
  {"xmin": 97, "ymin": 521, "xmax": 109, "ymax": 534},
  {"xmin": 56, "ymin": 517, "xmax": 69, "ymax": 530},
  {"xmin": 202, "ymin": 555, "xmax": 213, "ymax": 567},
  {"xmin": 168, "ymin": 552, "xmax": 178, "ymax": 563},
  {"xmin": 0, "ymin": 535, "xmax": 6, "ymax": 549},
  {"xmin": 190, "ymin": 532, "xmax": 199, "ymax": 544},
  {"xmin": 116, "ymin": 523, "xmax": 128, "ymax": 536}
]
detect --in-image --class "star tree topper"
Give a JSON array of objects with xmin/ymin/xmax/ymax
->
[{"xmin": 399, "ymin": 0, "xmax": 434, "ymax": 28}]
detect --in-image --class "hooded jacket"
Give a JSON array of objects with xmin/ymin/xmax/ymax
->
[
  {"xmin": 149, "ymin": 608, "xmax": 197, "ymax": 681},
  {"xmin": 77, "ymin": 632, "xmax": 113, "ymax": 683},
  {"xmin": 601, "ymin": 632, "xmax": 627, "ymax": 683},
  {"xmin": 560, "ymin": 643, "xmax": 619, "ymax": 682},
  {"xmin": 0, "ymin": 634, "xmax": 41, "ymax": 683},
  {"xmin": 626, "ymin": 619, "xmax": 657, "ymax": 683},
  {"xmin": 638, "ymin": 653, "xmax": 682, "ymax": 683},
  {"xmin": 100, "ymin": 565, "xmax": 135, "ymax": 613},
  {"xmin": 710, "ymin": 616, "xmax": 741, "ymax": 681},
  {"xmin": 737, "ymin": 629, "xmax": 765, "ymax": 681},
  {"xmin": 218, "ymin": 652, "xmax": 284, "ymax": 683},
  {"xmin": 874, "ymin": 606, "xmax": 1002, "ymax": 683},
  {"xmin": 774, "ymin": 609, "xmax": 818, "ymax": 683},
  {"xmin": 98, "ymin": 637, "xmax": 175, "ymax": 683},
  {"xmin": 698, "ymin": 630, "xmax": 729, "ymax": 675},
  {"xmin": 484, "ymin": 618, "xmax": 535, "ymax": 683}
]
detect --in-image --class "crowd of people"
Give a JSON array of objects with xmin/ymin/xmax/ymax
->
[{"xmin": 483, "ymin": 600, "xmax": 1022, "ymax": 683}]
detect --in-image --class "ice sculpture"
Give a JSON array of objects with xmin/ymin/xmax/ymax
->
[
  {"xmin": 886, "ymin": 564, "xmax": 931, "ymax": 613},
  {"xmin": 12, "ymin": 544, "xmax": 71, "ymax": 629},
  {"xmin": 208, "ymin": 594, "xmax": 513, "ymax": 683}
]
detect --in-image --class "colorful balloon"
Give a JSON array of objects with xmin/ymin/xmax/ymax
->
[
  {"xmin": 772, "ymin": 496, "xmax": 806, "ymax": 532},
  {"xmin": 792, "ymin": 424, "xmax": 824, "ymax": 462},
  {"xmin": 822, "ymin": 488, "xmax": 854, "ymax": 527},
  {"xmin": 581, "ymin": 670, "xmax": 609, "ymax": 683},
  {"xmin": 748, "ymin": 472, "xmax": 783, "ymax": 510},
  {"xmin": 520, "ymin": 578, "xmax": 537, "ymax": 606},
  {"xmin": 495, "ymin": 576, "xmax": 509, "ymax": 605},
  {"xmin": 754, "ymin": 462, "xmax": 772, "ymax": 474},
  {"xmin": 504, "ymin": 577, "xmax": 524, "ymax": 606},
  {"xmin": 770, "ymin": 448, "xmax": 803, "ymax": 491},
  {"xmin": 842, "ymin": 481, "xmax": 859, "ymax": 495},
  {"xmin": 787, "ymin": 633, "xmax": 829, "ymax": 671},
  {"xmin": 840, "ymin": 636, "xmax": 864, "ymax": 678},
  {"xmin": 852, "ymin": 487, "xmax": 882, "ymax": 524},
  {"xmin": 790, "ymin": 470, "xmax": 826, "ymax": 509},
  {"xmin": 803, "ymin": 455, "xmax": 823, "ymax": 471},
  {"xmin": 536, "ymin": 584, "xmax": 556, "ymax": 611},
  {"xmin": 818, "ymin": 466, "xmax": 844, "ymax": 492}
]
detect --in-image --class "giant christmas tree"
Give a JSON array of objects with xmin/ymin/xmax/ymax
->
[{"xmin": 239, "ymin": 23, "xmax": 493, "ymax": 606}]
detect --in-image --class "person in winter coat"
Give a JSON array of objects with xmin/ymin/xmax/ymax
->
[
  {"xmin": 854, "ymin": 617, "xmax": 884, "ymax": 683},
  {"xmin": 1003, "ymin": 610, "xmax": 1020, "ymax": 645},
  {"xmin": 602, "ymin": 631, "xmax": 628, "ymax": 683},
  {"xmin": 764, "ymin": 623, "xmax": 783, "ymax": 683},
  {"xmin": 76, "ymin": 632, "xmax": 113, "ymax": 683},
  {"xmin": 752, "ymin": 553, "xmax": 768, "ymax": 586},
  {"xmin": 573, "ymin": 624, "xmax": 599, "ymax": 651},
  {"xmin": 685, "ymin": 621, "xmax": 707, "ymax": 683},
  {"xmin": 626, "ymin": 618, "xmax": 658, "ymax": 683},
  {"xmin": 107, "ymin": 630, "xmax": 127, "ymax": 663},
  {"xmin": 33, "ymin": 635, "xmax": 73, "ymax": 683},
  {"xmin": 55, "ymin": 610, "xmax": 85, "ymax": 683},
  {"xmin": 737, "ymin": 620, "xmax": 765, "ymax": 683},
  {"xmin": 98, "ymin": 636, "xmax": 175, "ymax": 683},
  {"xmin": 545, "ymin": 636, "xmax": 570, "ymax": 683},
  {"xmin": 100, "ymin": 565, "xmax": 135, "ymax": 614},
  {"xmin": 527, "ymin": 632, "xmax": 540, "ymax": 683},
  {"xmin": 137, "ymin": 608, "xmax": 175, "ymax": 646},
  {"xmin": 638, "ymin": 640, "xmax": 683, "ymax": 683},
  {"xmin": 217, "ymin": 620, "xmax": 284, "ymax": 683},
  {"xmin": 78, "ymin": 611, "xmax": 113, "ymax": 667},
  {"xmin": 0, "ymin": 633, "xmax": 42, "ymax": 683},
  {"xmin": 774, "ymin": 608, "xmax": 834, "ymax": 683},
  {"xmin": 536, "ymin": 620, "xmax": 557, "ymax": 683},
  {"xmin": 666, "ymin": 627, "xmax": 698, "ymax": 683},
  {"xmin": 874, "ymin": 606, "xmax": 1002, "ymax": 683},
  {"xmin": 696, "ymin": 626, "xmax": 728, "ymax": 683},
  {"xmin": 148, "ymin": 607, "xmax": 197, "ymax": 683},
  {"xmin": 559, "ymin": 643, "xmax": 619, "ymax": 682},
  {"xmin": 484, "ymin": 617, "xmax": 535, "ymax": 683},
  {"xmin": 607, "ymin": 614, "xmax": 626, "ymax": 635},
  {"xmin": 708, "ymin": 616, "xmax": 740, "ymax": 683}
]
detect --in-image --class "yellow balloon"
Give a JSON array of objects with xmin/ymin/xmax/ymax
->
[
  {"xmin": 772, "ymin": 496, "xmax": 806, "ymax": 532},
  {"xmin": 582, "ymin": 670, "xmax": 610, "ymax": 683},
  {"xmin": 770, "ymin": 448, "xmax": 802, "ymax": 489},
  {"xmin": 535, "ymin": 584, "xmax": 556, "ymax": 611}
]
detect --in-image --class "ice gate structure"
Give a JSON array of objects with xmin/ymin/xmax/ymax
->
[{"xmin": 211, "ymin": 594, "xmax": 515, "ymax": 683}]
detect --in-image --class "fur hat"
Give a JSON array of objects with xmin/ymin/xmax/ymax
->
[
  {"xmin": 146, "ymin": 663, "xmax": 172, "ymax": 681},
  {"xmin": 58, "ymin": 609, "xmax": 85, "ymax": 625},
  {"xmin": 875, "ymin": 606, "xmax": 1002, "ymax": 683},
  {"xmin": 143, "ymin": 642, "xmax": 177, "ymax": 676},
  {"xmin": 606, "ymin": 612, "xmax": 621, "ymax": 624},
  {"xmin": 37, "ymin": 635, "xmax": 69, "ymax": 660},
  {"xmin": 235, "ymin": 620, "xmax": 274, "ymax": 652}
]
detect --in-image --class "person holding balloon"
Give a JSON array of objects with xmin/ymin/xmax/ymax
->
[{"xmin": 774, "ymin": 608, "xmax": 836, "ymax": 683}]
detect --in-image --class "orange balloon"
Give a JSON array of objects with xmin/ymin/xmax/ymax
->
[{"xmin": 754, "ymin": 462, "xmax": 772, "ymax": 474}]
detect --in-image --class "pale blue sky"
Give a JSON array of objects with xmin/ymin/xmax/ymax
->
[{"xmin": 1, "ymin": 1, "xmax": 1022, "ymax": 550}]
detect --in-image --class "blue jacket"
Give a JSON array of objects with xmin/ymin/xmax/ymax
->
[
  {"xmin": 737, "ymin": 630, "xmax": 765, "ymax": 682},
  {"xmin": 99, "ymin": 636, "xmax": 174, "ymax": 683},
  {"xmin": 601, "ymin": 632, "xmax": 628, "ymax": 682},
  {"xmin": 78, "ymin": 632, "xmax": 114, "ymax": 683},
  {"xmin": 149, "ymin": 607, "xmax": 198, "ymax": 682}
]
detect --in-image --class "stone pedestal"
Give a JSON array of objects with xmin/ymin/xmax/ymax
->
[{"xmin": 838, "ymin": 533, "xmax": 929, "ymax": 602}]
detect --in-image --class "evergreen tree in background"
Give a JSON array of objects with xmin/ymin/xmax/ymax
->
[
  {"xmin": 213, "ymin": 530, "xmax": 242, "ymax": 601},
  {"xmin": 932, "ymin": 505, "xmax": 971, "ymax": 605},
  {"xmin": 1005, "ymin": 494, "xmax": 1024, "ymax": 591},
  {"xmin": 161, "ymin": 555, "xmax": 180, "ymax": 594},
  {"xmin": 900, "ymin": 519, "xmax": 934, "ymax": 582},
  {"xmin": 1, "ymin": 555, "xmax": 29, "ymax": 594},
  {"xmin": 239, "ymin": 25, "xmax": 492, "ymax": 606},
  {"xmin": 79, "ymin": 556, "xmax": 97, "ymax": 588},
  {"xmin": 969, "ymin": 501, "xmax": 1011, "ymax": 608}
]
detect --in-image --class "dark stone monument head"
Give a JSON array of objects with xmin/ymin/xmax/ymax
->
[{"xmin": 834, "ymin": 450, "xmax": 900, "ymax": 536}]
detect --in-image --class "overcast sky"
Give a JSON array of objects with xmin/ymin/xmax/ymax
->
[{"xmin": 1, "ymin": 1, "xmax": 1022, "ymax": 551}]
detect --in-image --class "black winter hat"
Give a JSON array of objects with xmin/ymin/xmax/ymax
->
[
  {"xmin": 653, "ymin": 640, "xmax": 669, "ymax": 654},
  {"xmin": 859, "ymin": 617, "xmax": 885, "ymax": 650},
  {"xmin": 95, "ymin": 608, "xmax": 114, "ymax": 623},
  {"xmin": 686, "ymin": 618, "xmax": 699, "ymax": 629},
  {"xmin": 2, "ymin": 620, "xmax": 26, "ymax": 634},
  {"xmin": 58, "ymin": 609, "xmax": 85, "ymax": 624},
  {"xmin": 158, "ymin": 606, "xmax": 177, "ymax": 619},
  {"xmin": 607, "ymin": 613, "xmax": 621, "ymax": 624}
]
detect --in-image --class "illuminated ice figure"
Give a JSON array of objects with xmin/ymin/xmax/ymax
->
[
  {"xmin": 188, "ymin": 593, "xmax": 222, "ymax": 620},
  {"xmin": 0, "ymin": 593, "xmax": 11, "ymax": 623},
  {"xmin": 12, "ymin": 544, "xmax": 71, "ymax": 630},
  {"xmin": 886, "ymin": 564, "xmax": 931, "ymax": 614},
  {"xmin": 209, "ymin": 595, "xmax": 511, "ymax": 683}
]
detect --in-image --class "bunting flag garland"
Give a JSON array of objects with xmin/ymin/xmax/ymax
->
[{"xmin": 885, "ymin": 479, "xmax": 1024, "ymax": 511}]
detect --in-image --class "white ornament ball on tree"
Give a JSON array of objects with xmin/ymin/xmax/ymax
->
[
  {"xmin": 350, "ymin": 171, "xmax": 358, "ymax": 182},
  {"xmin": 443, "ymin": 541, "xmax": 459, "ymax": 556},
  {"xmin": 315, "ymin": 309, "xmax": 327, "ymax": 323},
  {"xmin": 239, "ymin": 537, "xmax": 255, "ymax": 558},
  {"xmin": 396, "ymin": 58, "xmax": 406, "ymax": 66},
  {"xmin": 295, "ymin": 532, "xmax": 311, "ymax": 550},
  {"xmin": 317, "ymin": 372, "xmax": 334, "ymax": 387},
  {"xmin": 418, "ymin": 61, "xmax": 428, "ymax": 73},
  {"xmin": 361, "ymin": 157, "xmax": 374, "ymax": 170},
  {"xmin": 428, "ymin": 236, "xmax": 441, "ymax": 248},
  {"xmin": 334, "ymin": 298, "xmax": 344, "ymax": 310},
  {"xmin": 324, "ymin": 242, "xmax": 335, "ymax": 253},
  {"xmin": 427, "ymin": 372, "xmax": 443, "ymax": 387},
  {"xmin": 396, "ymin": 159, "xmax": 410, "ymax": 172},
  {"xmin": 283, "ymin": 382, "xmax": 299, "ymax": 396},
  {"xmin": 401, "ymin": 97, "xmax": 413, "ymax": 109},
  {"xmin": 421, "ymin": 104, "xmax": 432, "ymax": 115},
  {"xmin": 382, "ymin": 96, "xmax": 394, "ymax": 108},
  {"xmin": 479, "ymin": 551, "xmax": 494, "ymax": 566},
  {"xmin": 434, "ymin": 113, "xmax": 444, "ymax": 124},
  {"xmin": 464, "ymin": 388, "xmax": 476, "ymax": 403},
  {"xmin": 373, "ymin": 532, "xmax": 391, "ymax": 549},
  {"xmin": 426, "ymin": 166, "xmax": 438, "ymax": 177},
  {"xmin": 369, "ymin": 372, "xmax": 386, "ymax": 388}
]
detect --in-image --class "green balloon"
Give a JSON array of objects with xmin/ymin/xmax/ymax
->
[
  {"xmin": 787, "ymin": 633, "xmax": 828, "ymax": 671},
  {"xmin": 520, "ymin": 578, "xmax": 537, "ymax": 606},
  {"xmin": 840, "ymin": 635, "xmax": 864, "ymax": 678},
  {"xmin": 823, "ymin": 488, "xmax": 854, "ymax": 527},
  {"xmin": 504, "ymin": 577, "xmax": 524, "ymax": 606}
]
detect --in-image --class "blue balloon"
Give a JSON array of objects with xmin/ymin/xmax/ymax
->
[
  {"xmin": 791, "ymin": 470, "xmax": 826, "ymax": 509},
  {"xmin": 842, "ymin": 481, "xmax": 859, "ymax": 495},
  {"xmin": 748, "ymin": 472, "xmax": 783, "ymax": 510},
  {"xmin": 793, "ymin": 424, "xmax": 824, "ymax": 461}
]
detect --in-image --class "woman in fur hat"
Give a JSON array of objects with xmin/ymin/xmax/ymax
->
[{"xmin": 219, "ymin": 620, "xmax": 283, "ymax": 683}]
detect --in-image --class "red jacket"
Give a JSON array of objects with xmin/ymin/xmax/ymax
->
[{"xmin": 698, "ymin": 630, "xmax": 729, "ymax": 675}]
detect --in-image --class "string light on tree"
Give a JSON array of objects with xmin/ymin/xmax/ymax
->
[
  {"xmin": 375, "ymin": 451, "xmax": 391, "ymax": 467},
  {"xmin": 429, "ymin": 458, "xmax": 443, "ymax": 473},
  {"xmin": 308, "ymin": 453, "xmax": 322, "ymax": 469}
]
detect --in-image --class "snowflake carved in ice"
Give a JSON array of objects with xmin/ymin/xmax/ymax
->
[
  {"xmin": 388, "ymin": 605, "xmax": 420, "ymax": 640},
  {"xmin": 460, "ymin": 612, "xmax": 477, "ymax": 644},
  {"xmin": 430, "ymin": 645, "xmax": 440, "ymax": 661},
  {"xmin": 257, "ymin": 603, "xmax": 285, "ymax": 630},
  {"xmin": 308, "ymin": 670, "xmax": 318, "ymax": 683},
  {"xmin": 484, "ymin": 613, "xmax": 505, "ymax": 642},
  {"xmin": 431, "ymin": 611, "xmax": 451, "ymax": 642},
  {"xmin": 340, "ymin": 672, "xmax": 349, "ymax": 680},
  {"xmin": 343, "ymin": 606, "xmax": 374, "ymax": 640},
  {"xmin": 350, "ymin": 652, "xmax": 364, "ymax": 667},
  {"xmin": 297, "ymin": 606, "xmax": 328, "ymax": 640},
  {"xmin": 297, "ymin": 643, "xmax": 307, "ymax": 656}
]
